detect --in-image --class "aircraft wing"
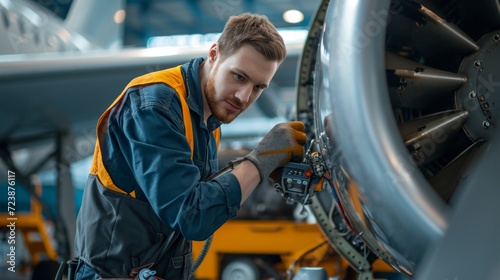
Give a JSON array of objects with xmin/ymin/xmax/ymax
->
[
  {"xmin": 0, "ymin": 42, "xmax": 303, "ymax": 164},
  {"xmin": 0, "ymin": 47, "xmax": 207, "ymax": 144}
]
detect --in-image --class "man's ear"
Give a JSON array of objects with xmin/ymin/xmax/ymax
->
[{"xmin": 208, "ymin": 43, "xmax": 218, "ymax": 63}]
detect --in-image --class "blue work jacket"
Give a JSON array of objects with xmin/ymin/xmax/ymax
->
[{"xmin": 89, "ymin": 58, "xmax": 241, "ymax": 240}]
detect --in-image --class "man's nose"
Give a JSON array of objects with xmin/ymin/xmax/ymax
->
[{"xmin": 235, "ymin": 84, "xmax": 253, "ymax": 103}]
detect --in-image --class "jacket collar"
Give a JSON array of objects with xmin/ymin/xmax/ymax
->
[{"xmin": 181, "ymin": 57, "xmax": 222, "ymax": 131}]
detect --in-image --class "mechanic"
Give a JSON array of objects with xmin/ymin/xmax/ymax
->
[{"xmin": 73, "ymin": 13, "xmax": 306, "ymax": 280}]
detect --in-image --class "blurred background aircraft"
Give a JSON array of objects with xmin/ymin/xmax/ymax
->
[{"xmin": 0, "ymin": 0, "xmax": 312, "ymax": 279}]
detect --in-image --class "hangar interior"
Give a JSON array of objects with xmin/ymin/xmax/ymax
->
[{"xmin": 0, "ymin": 0, "xmax": 499, "ymax": 280}]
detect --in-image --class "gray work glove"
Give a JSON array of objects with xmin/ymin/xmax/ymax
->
[{"xmin": 244, "ymin": 121, "xmax": 307, "ymax": 183}]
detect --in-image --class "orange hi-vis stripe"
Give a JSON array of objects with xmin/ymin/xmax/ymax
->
[{"xmin": 90, "ymin": 65, "xmax": 220, "ymax": 197}]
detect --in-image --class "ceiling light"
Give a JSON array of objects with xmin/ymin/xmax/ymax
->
[
  {"xmin": 114, "ymin": 9, "xmax": 126, "ymax": 24},
  {"xmin": 283, "ymin": 9, "xmax": 304, "ymax": 24}
]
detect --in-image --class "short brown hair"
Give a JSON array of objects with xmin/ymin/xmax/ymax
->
[{"xmin": 218, "ymin": 13, "xmax": 286, "ymax": 63}]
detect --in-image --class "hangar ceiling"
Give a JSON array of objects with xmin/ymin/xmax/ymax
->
[
  {"xmin": 28, "ymin": 0, "xmax": 319, "ymax": 89},
  {"xmin": 32, "ymin": 0, "xmax": 321, "ymax": 47}
]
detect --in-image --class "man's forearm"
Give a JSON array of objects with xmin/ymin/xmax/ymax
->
[{"xmin": 231, "ymin": 160, "xmax": 260, "ymax": 204}]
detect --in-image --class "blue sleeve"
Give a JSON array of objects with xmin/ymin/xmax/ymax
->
[{"xmin": 116, "ymin": 86, "xmax": 242, "ymax": 241}]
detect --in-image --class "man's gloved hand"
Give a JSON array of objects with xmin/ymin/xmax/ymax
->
[{"xmin": 245, "ymin": 121, "xmax": 307, "ymax": 182}]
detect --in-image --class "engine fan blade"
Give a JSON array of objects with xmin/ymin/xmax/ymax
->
[
  {"xmin": 417, "ymin": 3, "xmax": 479, "ymax": 53},
  {"xmin": 387, "ymin": 0, "xmax": 479, "ymax": 69},
  {"xmin": 401, "ymin": 110, "xmax": 469, "ymax": 165},
  {"xmin": 428, "ymin": 140, "xmax": 485, "ymax": 202},
  {"xmin": 386, "ymin": 52, "xmax": 466, "ymax": 109}
]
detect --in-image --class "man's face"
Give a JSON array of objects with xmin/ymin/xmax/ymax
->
[{"xmin": 205, "ymin": 44, "xmax": 279, "ymax": 124}]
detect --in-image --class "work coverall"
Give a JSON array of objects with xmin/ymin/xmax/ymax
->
[{"xmin": 75, "ymin": 58, "xmax": 242, "ymax": 279}]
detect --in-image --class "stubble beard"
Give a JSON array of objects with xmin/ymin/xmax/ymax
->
[{"xmin": 204, "ymin": 67, "xmax": 244, "ymax": 124}]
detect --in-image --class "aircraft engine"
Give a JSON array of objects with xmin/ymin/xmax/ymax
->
[{"xmin": 296, "ymin": 0, "xmax": 500, "ymax": 277}]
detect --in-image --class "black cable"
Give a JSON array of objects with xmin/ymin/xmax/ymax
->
[
  {"xmin": 190, "ymin": 158, "xmax": 245, "ymax": 276},
  {"xmin": 190, "ymin": 234, "xmax": 213, "ymax": 275}
]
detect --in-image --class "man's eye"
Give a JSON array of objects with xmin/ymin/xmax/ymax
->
[
  {"xmin": 235, "ymin": 73, "xmax": 245, "ymax": 81},
  {"xmin": 255, "ymin": 85, "xmax": 265, "ymax": 91}
]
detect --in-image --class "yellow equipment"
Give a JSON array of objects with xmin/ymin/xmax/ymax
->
[
  {"xmin": 192, "ymin": 219, "xmax": 343, "ymax": 280},
  {"xmin": 0, "ymin": 177, "xmax": 58, "ymax": 266}
]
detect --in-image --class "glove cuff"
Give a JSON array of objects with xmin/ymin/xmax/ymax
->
[{"xmin": 243, "ymin": 154, "xmax": 266, "ymax": 183}]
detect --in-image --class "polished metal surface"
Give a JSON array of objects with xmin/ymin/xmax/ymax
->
[
  {"xmin": 297, "ymin": 0, "xmax": 500, "ymax": 277},
  {"xmin": 312, "ymin": 0, "xmax": 448, "ymax": 275},
  {"xmin": 416, "ymin": 137, "xmax": 500, "ymax": 280}
]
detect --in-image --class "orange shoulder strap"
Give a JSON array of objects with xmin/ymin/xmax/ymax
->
[{"xmin": 90, "ymin": 66, "xmax": 219, "ymax": 196}]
